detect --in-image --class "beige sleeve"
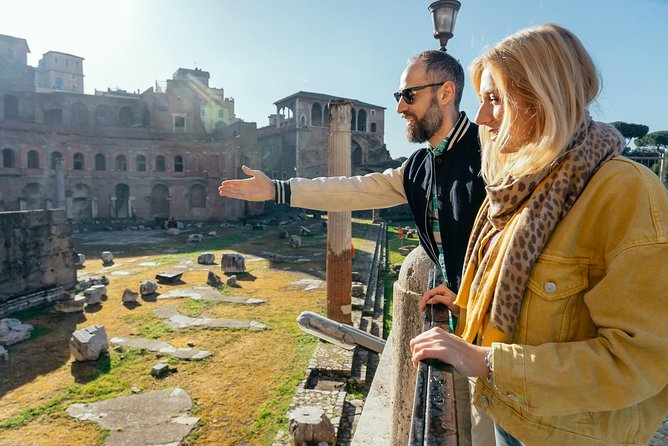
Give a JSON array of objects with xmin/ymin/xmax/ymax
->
[{"xmin": 289, "ymin": 163, "xmax": 408, "ymax": 212}]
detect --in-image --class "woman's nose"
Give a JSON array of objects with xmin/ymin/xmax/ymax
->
[{"xmin": 474, "ymin": 104, "xmax": 490, "ymax": 126}]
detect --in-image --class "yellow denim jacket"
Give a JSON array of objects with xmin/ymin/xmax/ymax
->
[{"xmin": 472, "ymin": 157, "xmax": 668, "ymax": 445}]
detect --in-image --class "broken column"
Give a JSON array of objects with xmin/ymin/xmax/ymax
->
[
  {"xmin": 326, "ymin": 101, "xmax": 353, "ymax": 324},
  {"xmin": 288, "ymin": 406, "xmax": 336, "ymax": 446}
]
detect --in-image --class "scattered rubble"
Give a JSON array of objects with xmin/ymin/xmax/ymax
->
[
  {"xmin": 197, "ymin": 252, "xmax": 215, "ymax": 265},
  {"xmin": 0, "ymin": 318, "xmax": 33, "ymax": 346},
  {"xmin": 221, "ymin": 253, "xmax": 246, "ymax": 273}
]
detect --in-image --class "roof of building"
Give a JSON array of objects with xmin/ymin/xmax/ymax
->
[
  {"xmin": 0, "ymin": 34, "xmax": 30, "ymax": 53},
  {"xmin": 42, "ymin": 50, "xmax": 84, "ymax": 60},
  {"xmin": 274, "ymin": 91, "xmax": 385, "ymax": 110}
]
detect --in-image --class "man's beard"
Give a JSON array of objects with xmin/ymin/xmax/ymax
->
[{"xmin": 405, "ymin": 94, "xmax": 442, "ymax": 143}]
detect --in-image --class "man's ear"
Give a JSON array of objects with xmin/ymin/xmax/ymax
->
[{"xmin": 439, "ymin": 81, "xmax": 456, "ymax": 106}]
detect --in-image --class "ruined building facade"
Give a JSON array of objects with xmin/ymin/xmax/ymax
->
[
  {"xmin": 0, "ymin": 34, "xmax": 263, "ymax": 223},
  {"xmin": 258, "ymin": 92, "xmax": 397, "ymax": 179}
]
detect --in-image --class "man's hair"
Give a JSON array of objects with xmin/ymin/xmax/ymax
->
[
  {"xmin": 409, "ymin": 50, "xmax": 465, "ymax": 108},
  {"xmin": 470, "ymin": 23, "xmax": 600, "ymax": 183}
]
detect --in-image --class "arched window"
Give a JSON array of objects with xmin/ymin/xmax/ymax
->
[
  {"xmin": 27, "ymin": 150, "xmax": 39, "ymax": 168},
  {"xmin": 71, "ymin": 102, "xmax": 89, "ymax": 126},
  {"xmin": 2, "ymin": 148, "xmax": 15, "ymax": 168},
  {"xmin": 50, "ymin": 151, "xmax": 63, "ymax": 169},
  {"xmin": 73, "ymin": 152, "xmax": 85, "ymax": 170},
  {"xmin": 116, "ymin": 154, "xmax": 127, "ymax": 171},
  {"xmin": 357, "ymin": 109, "xmax": 367, "ymax": 132},
  {"xmin": 311, "ymin": 103, "xmax": 323, "ymax": 126},
  {"xmin": 95, "ymin": 105, "xmax": 113, "ymax": 126},
  {"xmin": 136, "ymin": 155, "xmax": 146, "ymax": 172},
  {"xmin": 371, "ymin": 122, "xmax": 377, "ymax": 133},
  {"xmin": 155, "ymin": 155, "xmax": 166, "ymax": 172},
  {"xmin": 174, "ymin": 155, "xmax": 184, "ymax": 172},
  {"xmin": 95, "ymin": 154, "xmax": 106, "ymax": 171},
  {"xmin": 190, "ymin": 184, "xmax": 207, "ymax": 209},
  {"xmin": 119, "ymin": 106, "xmax": 135, "ymax": 127},
  {"xmin": 350, "ymin": 108, "xmax": 357, "ymax": 131}
]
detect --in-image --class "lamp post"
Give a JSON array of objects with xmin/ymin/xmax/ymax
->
[{"xmin": 428, "ymin": 0, "xmax": 461, "ymax": 51}]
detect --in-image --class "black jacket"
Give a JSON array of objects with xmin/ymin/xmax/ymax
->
[{"xmin": 402, "ymin": 118, "xmax": 486, "ymax": 292}]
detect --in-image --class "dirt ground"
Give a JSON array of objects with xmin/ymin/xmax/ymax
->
[{"xmin": 0, "ymin": 219, "xmax": 358, "ymax": 445}]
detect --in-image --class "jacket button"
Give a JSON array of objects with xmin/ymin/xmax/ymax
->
[
  {"xmin": 481, "ymin": 395, "xmax": 489, "ymax": 408},
  {"xmin": 544, "ymin": 281, "xmax": 557, "ymax": 293}
]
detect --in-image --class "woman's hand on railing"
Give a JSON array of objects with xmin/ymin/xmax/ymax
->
[
  {"xmin": 419, "ymin": 284, "xmax": 460, "ymax": 316},
  {"xmin": 409, "ymin": 327, "xmax": 490, "ymax": 378}
]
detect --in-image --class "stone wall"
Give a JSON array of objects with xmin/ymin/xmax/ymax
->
[{"xmin": 0, "ymin": 209, "xmax": 76, "ymax": 304}]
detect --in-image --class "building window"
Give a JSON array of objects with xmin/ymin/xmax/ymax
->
[
  {"xmin": 174, "ymin": 155, "xmax": 184, "ymax": 172},
  {"xmin": 95, "ymin": 154, "xmax": 106, "ymax": 171},
  {"xmin": 116, "ymin": 155, "xmax": 127, "ymax": 171},
  {"xmin": 136, "ymin": 155, "xmax": 146, "ymax": 172},
  {"xmin": 50, "ymin": 151, "xmax": 63, "ymax": 169},
  {"xmin": 155, "ymin": 155, "xmax": 166, "ymax": 172},
  {"xmin": 311, "ymin": 103, "xmax": 323, "ymax": 126},
  {"xmin": 54, "ymin": 56, "xmax": 58, "ymax": 64},
  {"xmin": 173, "ymin": 114, "xmax": 186, "ymax": 133},
  {"xmin": 218, "ymin": 109, "xmax": 225, "ymax": 118},
  {"xmin": 55, "ymin": 77, "xmax": 63, "ymax": 90},
  {"xmin": 350, "ymin": 108, "xmax": 357, "ymax": 131},
  {"xmin": 27, "ymin": 150, "xmax": 39, "ymax": 168},
  {"xmin": 2, "ymin": 148, "xmax": 15, "ymax": 168},
  {"xmin": 73, "ymin": 153, "xmax": 84, "ymax": 170},
  {"xmin": 65, "ymin": 59, "xmax": 69, "ymax": 66},
  {"xmin": 371, "ymin": 122, "xmax": 377, "ymax": 133},
  {"xmin": 72, "ymin": 84, "xmax": 77, "ymax": 92},
  {"xmin": 357, "ymin": 109, "xmax": 367, "ymax": 132},
  {"xmin": 371, "ymin": 110, "xmax": 375, "ymax": 116}
]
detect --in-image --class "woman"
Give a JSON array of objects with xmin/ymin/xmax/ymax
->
[{"xmin": 409, "ymin": 23, "xmax": 668, "ymax": 446}]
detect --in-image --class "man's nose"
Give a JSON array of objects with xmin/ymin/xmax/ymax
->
[{"xmin": 396, "ymin": 97, "xmax": 408, "ymax": 114}]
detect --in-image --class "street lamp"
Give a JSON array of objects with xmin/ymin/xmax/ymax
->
[{"xmin": 428, "ymin": 0, "xmax": 461, "ymax": 51}]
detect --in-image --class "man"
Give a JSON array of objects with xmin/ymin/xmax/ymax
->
[{"xmin": 218, "ymin": 50, "xmax": 489, "ymax": 445}]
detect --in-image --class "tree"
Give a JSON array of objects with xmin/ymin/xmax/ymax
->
[
  {"xmin": 635, "ymin": 131, "xmax": 668, "ymax": 154},
  {"xmin": 610, "ymin": 121, "xmax": 649, "ymax": 152}
]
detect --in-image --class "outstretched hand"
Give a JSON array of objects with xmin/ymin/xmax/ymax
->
[
  {"xmin": 218, "ymin": 165, "xmax": 275, "ymax": 202},
  {"xmin": 419, "ymin": 284, "xmax": 460, "ymax": 316}
]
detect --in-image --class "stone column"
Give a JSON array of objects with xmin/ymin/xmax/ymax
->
[
  {"xmin": 326, "ymin": 101, "xmax": 352, "ymax": 324},
  {"xmin": 390, "ymin": 245, "xmax": 433, "ymax": 445}
]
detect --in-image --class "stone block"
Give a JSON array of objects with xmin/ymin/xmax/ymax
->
[
  {"xmin": 0, "ymin": 318, "xmax": 33, "ymax": 346},
  {"xmin": 299, "ymin": 226, "xmax": 312, "ymax": 236},
  {"xmin": 151, "ymin": 363, "xmax": 170, "ymax": 377},
  {"xmin": 166, "ymin": 228, "xmax": 180, "ymax": 235},
  {"xmin": 54, "ymin": 294, "xmax": 87, "ymax": 313},
  {"xmin": 289, "ymin": 235, "xmax": 302, "ymax": 248},
  {"xmin": 155, "ymin": 272, "xmax": 183, "ymax": 284},
  {"xmin": 122, "ymin": 288, "xmax": 139, "ymax": 303},
  {"xmin": 207, "ymin": 271, "xmax": 222, "ymax": 287},
  {"xmin": 187, "ymin": 234, "xmax": 204, "ymax": 243},
  {"xmin": 288, "ymin": 406, "xmax": 336, "ymax": 446},
  {"xmin": 140, "ymin": 280, "xmax": 159, "ymax": 295},
  {"xmin": 221, "ymin": 254, "xmax": 246, "ymax": 274},
  {"xmin": 351, "ymin": 282, "xmax": 365, "ymax": 298},
  {"xmin": 84, "ymin": 284, "xmax": 106, "ymax": 304},
  {"xmin": 226, "ymin": 275, "xmax": 237, "ymax": 287},
  {"xmin": 69, "ymin": 325, "xmax": 108, "ymax": 361},
  {"xmin": 100, "ymin": 251, "xmax": 114, "ymax": 265},
  {"xmin": 197, "ymin": 252, "xmax": 215, "ymax": 265}
]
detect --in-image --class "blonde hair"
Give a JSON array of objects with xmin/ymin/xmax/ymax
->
[{"xmin": 470, "ymin": 23, "xmax": 600, "ymax": 183}]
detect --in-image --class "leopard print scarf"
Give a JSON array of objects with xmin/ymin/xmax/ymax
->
[{"xmin": 463, "ymin": 118, "xmax": 624, "ymax": 337}]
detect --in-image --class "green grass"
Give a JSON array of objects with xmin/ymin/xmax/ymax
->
[
  {"xmin": 246, "ymin": 332, "xmax": 318, "ymax": 444},
  {"xmin": 0, "ymin": 349, "xmax": 149, "ymax": 431},
  {"xmin": 136, "ymin": 319, "xmax": 173, "ymax": 339},
  {"xmin": 177, "ymin": 299, "xmax": 219, "ymax": 317}
]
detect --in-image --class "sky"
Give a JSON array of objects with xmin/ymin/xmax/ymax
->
[{"xmin": 2, "ymin": 0, "xmax": 667, "ymax": 159}]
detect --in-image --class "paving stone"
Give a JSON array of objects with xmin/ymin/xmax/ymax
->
[{"xmin": 66, "ymin": 387, "xmax": 198, "ymax": 446}]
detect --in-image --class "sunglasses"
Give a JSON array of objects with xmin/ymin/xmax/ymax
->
[{"xmin": 393, "ymin": 82, "xmax": 444, "ymax": 104}]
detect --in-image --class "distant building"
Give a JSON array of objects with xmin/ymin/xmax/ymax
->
[
  {"xmin": 36, "ymin": 51, "xmax": 84, "ymax": 94},
  {"xmin": 258, "ymin": 91, "xmax": 397, "ymax": 180},
  {"xmin": 0, "ymin": 34, "xmax": 262, "ymax": 222}
]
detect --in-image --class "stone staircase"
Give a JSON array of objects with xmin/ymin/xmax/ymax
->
[{"xmin": 273, "ymin": 221, "xmax": 387, "ymax": 446}]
